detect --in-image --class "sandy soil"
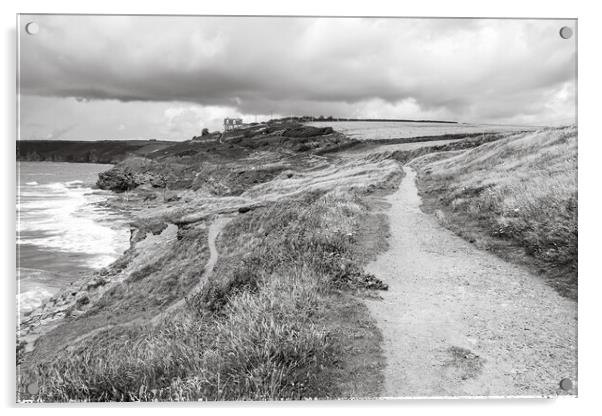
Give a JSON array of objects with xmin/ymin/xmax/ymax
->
[{"xmin": 364, "ymin": 167, "xmax": 577, "ymax": 398}]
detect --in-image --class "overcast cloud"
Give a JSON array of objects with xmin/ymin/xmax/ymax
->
[{"xmin": 19, "ymin": 15, "xmax": 576, "ymax": 140}]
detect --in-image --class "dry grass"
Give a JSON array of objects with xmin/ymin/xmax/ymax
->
[
  {"xmin": 23, "ymin": 182, "xmax": 394, "ymax": 401},
  {"xmin": 414, "ymin": 126, "xmax": 577, "ymax": 297},
  {"xmin": 32, "ymin": 267, "xmax": 335, "ymax": 401},
  {"xmin": 20, "ymin": 139, "xmax": 403, "ymax": 401}
]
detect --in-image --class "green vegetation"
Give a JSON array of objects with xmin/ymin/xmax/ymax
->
[
  {"xmin": 412, "ymin": 126, "xmax": 577, "ymax": 298},
  {"xmin": 32, "ymin": 269, "xmax": 335, "ymax": 401},
  {"xmin": 21, "ymin": 154, "xmax": 398, "ymax": 401},
  {"xmin": 195, "ymin": 191, "xmax": 388, "ymax": 314},
  {"xmin": 94, "ymin": 121, "xmax": 358, "ymax": 193},
  {"xmin": 389, "ymin": 132, "xmax": 509, "ymax": 164},
  {"xmin": 21, "ymin": 119, "xmax": 572, "ymax": 401}
]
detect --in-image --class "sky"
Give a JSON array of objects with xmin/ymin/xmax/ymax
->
[{"xmin": 18, "ymin": 15, "xmax": 577, "ymax": 141}]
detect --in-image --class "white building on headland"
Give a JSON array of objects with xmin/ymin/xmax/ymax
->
[{"xmin": 224, "ymin": 118, "xmax": 243, "ymax": 131}]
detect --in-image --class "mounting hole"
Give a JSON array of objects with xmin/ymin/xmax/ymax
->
[
  {"xmin": 26, "ymin": 382, "xmax": 39, "ymax": 395},
  {"xmin": 559, "ymin": 26, "xmax": 573, "ymax": 40},
  {"xmin": 559, "ymin": 378, "xmax": 573, "ymax": 391},
  {"xmin": 25, "ymin": 22, "xmax": 39, "ymax": 35}
]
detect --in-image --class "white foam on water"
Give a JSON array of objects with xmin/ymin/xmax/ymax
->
[
  {"xmin": 18, "ymin": 287, "xmax": 54, "ymax": 314},
  {"xmin": 17, "ymin": 180, "xmax": 130, "ymax": 269},
  {"xmin": 17, "ymin": 163, "xmax": 130, "ymax": 316}
]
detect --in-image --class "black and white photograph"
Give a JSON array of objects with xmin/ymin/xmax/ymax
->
[{"xmin": 15, "ymin": 13, "xmax": 577, "ymax": 402}]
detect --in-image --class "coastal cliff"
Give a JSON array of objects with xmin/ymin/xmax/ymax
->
[
  {"xmin": 17, "ymin": 140, "xmax": 175, "ymax": 164},
  {"xmin": 17, "ymin": 121, "xmax": 577, "ymax": 401},
  {"xmin": 18, "ymin": 121, "xmax": 393, "ymax": 401}
]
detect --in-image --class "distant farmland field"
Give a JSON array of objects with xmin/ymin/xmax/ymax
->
[{"xmin": 307, "ymin": 121, "xmax": 540, "ymax": 141}]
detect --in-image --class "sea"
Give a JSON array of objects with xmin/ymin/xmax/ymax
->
[{"xmin": 17, "ymin": 162, "xmax": 131, "ymax": 317}]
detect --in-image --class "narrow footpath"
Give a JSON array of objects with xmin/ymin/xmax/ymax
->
[{"xmin": 365, "ymin": 168, "xmax": 577, "ymax": 398}]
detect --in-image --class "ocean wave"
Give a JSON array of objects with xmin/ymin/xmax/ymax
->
[
  {"xmin": 17, "ymin": 163, "xmax": 128, "ymax": 315},
  {"xmin": 24, "ymin": 181, "xmax": 87, "ymax": 193},
  {"xmin": 18, "ymin": 287, "xmax": 54, "ymax": 314},
  {"xmin": 45, "ymin": 182, "xmax": 72, "ymax": 192},
  {"xmin": 17, "ymin": 178, "xmax": 130, "ymax": 267}
]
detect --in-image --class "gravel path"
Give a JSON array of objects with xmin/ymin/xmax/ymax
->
[{"xmin": 365, "ymin": 167, "xmax": 577, "ymax": 398}]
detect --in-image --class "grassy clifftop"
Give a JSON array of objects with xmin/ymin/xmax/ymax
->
[
  {"xmin": 17, "ymin": 121, "xmax": 356, "ymax": 167},
  {"xmin": 18, "ymin": 121, "xmax": 576, "ymax": 400},
  {"xmin": 18, "ymin": 122, "xmax": 397, "ymax": 401},
  {"xmin": 410, "ymin": 126, "xmax": 577, "ymax": 298},
  {"xmin": 94, "ymin": 122, "xmax": 357, "ymax": 192}
]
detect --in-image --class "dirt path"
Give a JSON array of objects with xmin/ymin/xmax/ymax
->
[
  {"xmin": 205, "ymin": 216, "xmax": 231, "ymax": 276},
  {"xmin": 364, "ymin": 167, "xmax": 577, "ymax": 398},
  {"xmin": 150, "ymin": 215, "xmax": 232, "ymax": 324},
  {"xmin": 70, "ymin": 215, "xmax": 232, "ymax": 343}
]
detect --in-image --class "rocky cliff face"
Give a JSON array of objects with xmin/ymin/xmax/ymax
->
[
  {"xmin": 96, "ymin": 160, "xmax": 170, "ymax": 192},
  {"xmin": 95, "ymin": 122, "xmax": 359, "ymax": 193}
]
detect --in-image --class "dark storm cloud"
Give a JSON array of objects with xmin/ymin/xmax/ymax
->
[{"xmin": 19, "ymin": 15, "xmax": 576, "ymax": 138}]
